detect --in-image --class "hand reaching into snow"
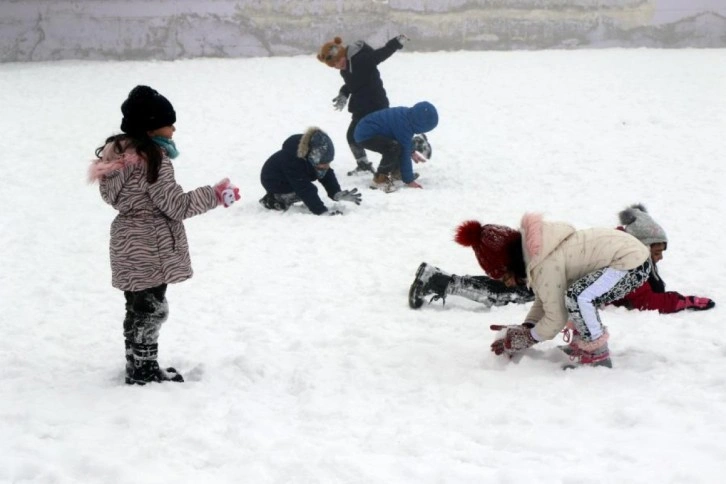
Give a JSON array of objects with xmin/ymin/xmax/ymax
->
[
  {"xmin": 676, "ymin": 296, "xmax": 715, "ymax": 311},
  {"xmin": 490, "ymin": 324, "xmax": 537, "ymax": 356},
  {"xmin": 333, "ymin": 188, "xmax": 362, "ymax": 205}
]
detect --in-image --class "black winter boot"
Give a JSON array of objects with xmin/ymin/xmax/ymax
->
[
  {"xmin": 408, "ymin": 262, "xmax": 453, "ymax": 309},
  {"xmin": 127, "ymin": 343, "xmax": 184, "ymax": 385},
  {"xmin": 259, "ymin": 193, "xmax": 285, "ymax": 211},
  {"xmin": 347, "ymin": 153, "xmax": 375, "ymax": 175}
]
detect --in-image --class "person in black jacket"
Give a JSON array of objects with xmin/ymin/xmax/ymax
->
[
  {"xmin": 259, "ymin": 127, "xmax": 361, "ymax": 215},
  {"xmin": 317, "ymin": 34, "xmax": 409, "ymax": 176}
]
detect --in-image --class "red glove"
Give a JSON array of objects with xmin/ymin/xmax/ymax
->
[
  {"xmin": 214, "ymin": 178, "xmax": 240, "ymax": 207},
  {"xmin": 490, "ymin": 324, "xmax": 537, "ymax": 356},
  {"xmin": 676, "ymin": 296, "xmax": 715, "ymax": 311}
]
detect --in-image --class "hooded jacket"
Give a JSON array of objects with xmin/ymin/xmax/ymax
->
[
  {"xmin": 88, "ymin": 141, "xmax": 218, "ymax": 291},
  {"xmin": 260, "ymin": 134, "xmax": 342, "ymax": 215},
  {"xmin": 520, "ymin": 213, "xmax": 649, "ymax": 340},
  {"xmin": 353, "ymin": 102, "xmax": 439, "ymax": 184},
  {"xmin": 339, "ymin": 38, "xmax": 402, "ymax": 117}
]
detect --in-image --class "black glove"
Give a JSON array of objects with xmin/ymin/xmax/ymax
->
[
  {"xmin": 333, "ymin": 188, "xmax": 362, "ymax": 205},
  {"xmin": 332, "ymin": 93, "xmax": 348, "ymax": 111}
]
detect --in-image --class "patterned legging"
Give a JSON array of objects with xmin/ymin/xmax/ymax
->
[
  {"xmin": 123, "ymin": 284, "xmax": 169, "ymax": 346},
  {"xmin": 565, "ymin": 260, "xmax": 651, "ymax": 341}
]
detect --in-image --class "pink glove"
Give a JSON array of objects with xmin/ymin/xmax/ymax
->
[
  {"xmin": 214, "ymin": 178, "xmax": 240, "ymax": 207},
  {"xmin": 406, "ymin": 181, "xmax": 423, "ymax": 189},
  {"xmin": 676, "ymin": 296, "xmax": 715, "ymax": 311}
]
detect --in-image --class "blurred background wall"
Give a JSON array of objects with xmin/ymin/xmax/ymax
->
[{"xmin": 1, "ymin": 0, "xmax": 724, "ymax": 62}]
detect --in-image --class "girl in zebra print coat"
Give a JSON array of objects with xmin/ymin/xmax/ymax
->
[{"xmin": 89, "ymin": 86, "xmax": 240, "ymax": 385}]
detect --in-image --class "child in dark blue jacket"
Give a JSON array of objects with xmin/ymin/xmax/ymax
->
[
  {"xmin": 259, "ymin": 127, "xmax": 361, "ymax": 215},
  {"xmin": 354, "ymin": 101, "xmax": 438, "ymax": 191}
]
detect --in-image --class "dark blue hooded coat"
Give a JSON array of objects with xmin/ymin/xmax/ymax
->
[
  {"xmin": 353, "ymin": 101, "xmax": 439, "ymax": 184},
  {"xmin": 260, "ymin": 134, "xmax": 341, "ymax": 215}
]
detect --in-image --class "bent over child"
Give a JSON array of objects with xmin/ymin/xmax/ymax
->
[{"xmin": 456, "ymin": 214, "xmax": 650, "ymax": 368}]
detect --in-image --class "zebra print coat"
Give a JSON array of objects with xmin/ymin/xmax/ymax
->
[{"xmin": 89, "ymin": 142, "xmax": 219, "ymax": 292}]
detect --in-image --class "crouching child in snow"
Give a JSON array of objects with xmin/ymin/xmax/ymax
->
[
  {"xmin": 88, "ymin": 85, "xmax": 240, "ymax": 385},
  {"xmin": 455, "ymin": 214, "xmax": 650, "ymax": 369},
  {"xmin": 259, "ymin": 127, "xmax": 362, "ymax": 215},
  {"xmin": 611, "ymin": 204, "xmax": 715, "ymax": 313},
  {"xmin": 354, "ymin": 101, "xmax": 438, "ymax": 192}
]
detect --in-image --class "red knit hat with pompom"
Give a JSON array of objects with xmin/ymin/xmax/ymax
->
[
  {"xmin": 454, "ymin": 221, "xmax": 522, "ymax": 279},
  {"xmin": 317, "ymin": 37, "xmax": 347, "ymax": 67}
]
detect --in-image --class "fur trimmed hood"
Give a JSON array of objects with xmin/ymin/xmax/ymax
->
[
  {"xmin": 87, "ymin": 141, "xmax": 143, "ymax": 183},
  {"xmin": 520, "ymin": 213, "xmax": 576, "ymax": 275},
  {"xmin": 297, "ymin": 127, "xmax": 335, "ymax": 165}
]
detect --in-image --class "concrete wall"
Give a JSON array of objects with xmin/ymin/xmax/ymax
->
[{"xmin": 1, "ymin": 0, "xmax": 724, "ymax": 63}]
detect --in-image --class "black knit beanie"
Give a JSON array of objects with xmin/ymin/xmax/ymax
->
[{"xmin": 120, "ymin": 85, "xmax": 176, "ymax": 135}]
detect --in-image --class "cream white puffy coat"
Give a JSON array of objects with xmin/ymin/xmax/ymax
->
[{"xmin": 520, "ymin": 213, "xmax": 649, "ymax": 340}]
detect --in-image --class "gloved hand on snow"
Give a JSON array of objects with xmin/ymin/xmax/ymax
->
[
  {"xmin": 490, "ymin": 324, "xmax": 538, "ymax": 356},
  {"xmin": 213, "ymin": 178, "xmax": 240, "ymax": 207},
  {"xmin": 333, "ymin": 188, "xmax": 362, "ymax": 205},
  {"xmin": 676, "ymin": 295, "xmax": 715, "ymax": 311},
  {"xmin": 332, "ymin": 93, "xmax": 348, "ymax": 111},
  {"xmin": 328, "ymin": 209, "xmax": 344, "ymax": 216},
  {"xmin": 396, "ymin": 34, "xmax": 410, "ymax": 47}
]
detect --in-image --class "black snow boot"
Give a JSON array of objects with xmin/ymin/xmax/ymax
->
[
  {"xmin": 127, "ymin": 343, "xmax": 184, "ymax": 385},
  {"xmin": 408, "ymin": 262, "xmax": 453, "ymax": 309},
  {"xmin": 347, "ymin": 157, "xmax": 375, "ymax": 176}
]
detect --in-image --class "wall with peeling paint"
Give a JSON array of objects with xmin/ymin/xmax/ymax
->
[{"xmin": 0, "ymin": 0, "xmax": 724, "ymax": 62}]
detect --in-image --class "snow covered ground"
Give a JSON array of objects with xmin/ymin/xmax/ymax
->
[{"xmin": 1, "ymin": 48, "xmax": 725, "ymax": 483}]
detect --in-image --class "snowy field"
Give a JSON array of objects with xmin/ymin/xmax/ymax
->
[{"xmin": 1, "ymin": 48, "xmax": 725, "ymax": 483}]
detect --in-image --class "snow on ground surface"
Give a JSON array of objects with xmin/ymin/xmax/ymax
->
[{"xmin": 1, "ymin": 48, "xmax": 725, "ymax": 483}]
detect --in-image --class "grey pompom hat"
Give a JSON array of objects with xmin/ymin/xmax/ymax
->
[{"xmin": 619, "ymin": 203, "xmax": 668, "ymax": 247}]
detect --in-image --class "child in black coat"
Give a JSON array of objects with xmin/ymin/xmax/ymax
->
[
  {"xmin": 259, "ymin": 127, "xmax": 361, "ymax": 215},
  {"xmin": 317, "ymin": 34, "xmax": 409, "ymax": 175}
]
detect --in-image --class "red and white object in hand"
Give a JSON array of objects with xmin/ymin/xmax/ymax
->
[{"xmin": 214, "ymin": 178, "xmax": 241, "ymax": 207}]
